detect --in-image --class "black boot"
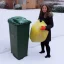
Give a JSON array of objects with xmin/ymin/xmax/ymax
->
[
  {"xmin": 39, "ymin": 50, "xmax": 45, "ymax": 54},
  {"xmin": 45, "ymin": 55, "xmax": 51, "ymax": 58},
  {"xmin": 39, "ymin": 42, "xmax": 45, "ymax": 54}
]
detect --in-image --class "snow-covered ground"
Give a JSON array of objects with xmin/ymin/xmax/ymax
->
[{"xmin": 0, "ymin": 9, "xmax": 64, "ymax": 64}]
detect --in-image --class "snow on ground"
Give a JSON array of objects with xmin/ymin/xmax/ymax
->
[{"xmin": 0, "ymin": 9, "xmax": 64, "ymax": 64}]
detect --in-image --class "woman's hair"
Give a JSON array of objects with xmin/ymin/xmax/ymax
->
[{"xmin": 39, "ymin": 4, "xmax": 53, "ymax": 18}]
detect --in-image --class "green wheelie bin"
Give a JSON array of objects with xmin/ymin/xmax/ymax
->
[{"xmin": 8, "ymin": 16, "xmax": 31, "ymax": 60}]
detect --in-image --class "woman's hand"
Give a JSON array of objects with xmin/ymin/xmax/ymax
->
[{"xmin": 40, "ymin": 26, "xmax": 46, "ymax": 30}]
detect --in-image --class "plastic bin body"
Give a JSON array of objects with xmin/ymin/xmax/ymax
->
[{"xmin": 8, "ymin": 17, "xmax": 31, "ymax": 60}]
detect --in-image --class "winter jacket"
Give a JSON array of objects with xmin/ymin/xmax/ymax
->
[{"xmin": 38, "ymin": 12, "xmax": 54, "ymax": 42}]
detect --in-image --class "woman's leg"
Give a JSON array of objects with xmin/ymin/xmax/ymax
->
[
  {"xmin": 39, "ymin": 42, "xmax": 45, "ymax": 53},
  {"xmin": 45, "ymin": 41, "xmax": 51, "ymax": 58}
]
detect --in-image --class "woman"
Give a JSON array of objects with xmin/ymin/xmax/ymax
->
[{"xmin": 38, "ymin": 4, "xmax": 54, "ymax": 58}]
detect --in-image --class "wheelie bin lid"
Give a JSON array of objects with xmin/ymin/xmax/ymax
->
[{"xmin": 8, "ymin": 16, "xmax": 31, "ymax": 25}]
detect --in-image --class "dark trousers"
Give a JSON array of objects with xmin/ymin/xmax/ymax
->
[{"xmin": 41, "ymin": 41, "xmax": 50, "ymax": 55}]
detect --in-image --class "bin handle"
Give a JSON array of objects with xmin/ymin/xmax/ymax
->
[{"xmin": 12, "ymin": 18, "xmax": 20, "ymax": 24}]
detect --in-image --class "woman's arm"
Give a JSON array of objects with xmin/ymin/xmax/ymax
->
[{"xmin": 46, "ymin": 16, "xmax": 54, "ymax": 30}]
